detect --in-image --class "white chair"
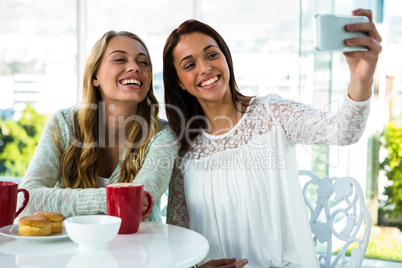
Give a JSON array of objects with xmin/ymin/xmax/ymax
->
[{"xmin": 299, "ymin": 170, "xmax": 371, "ymax": 268}]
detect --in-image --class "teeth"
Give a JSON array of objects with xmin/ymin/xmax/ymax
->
[
  {"xmin": 200, "ymin": 76, "xmax": 218, "ymax": 87},
  {"xmin": 121, "ymin": 79, "xmax": 141, "ymax": 86}
]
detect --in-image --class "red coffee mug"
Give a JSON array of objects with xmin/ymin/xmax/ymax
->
[
  {"xmin": 0, "ymin": 181, "xmax": 29, "ymax": 228},
  {"xmin": 106, "ymin": 183, "xmax": 152, "ymax": 234}
]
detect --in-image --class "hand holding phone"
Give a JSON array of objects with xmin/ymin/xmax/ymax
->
[{"xmin": 314, "ymin": 14, "xmax": 369, "ymax": 52}]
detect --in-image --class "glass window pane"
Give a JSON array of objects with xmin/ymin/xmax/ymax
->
[
  {"xmin": 201, "ymin": 0, "xmax": 300, "ymax": 98},
  {"xmin": 0, "ymin": 0, "xmax": 77, "ymax": 119}
]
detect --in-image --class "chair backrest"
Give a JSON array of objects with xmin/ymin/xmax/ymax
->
[{"xmin": 298, "ymin": 170, "xmax": 371, "ymax": 268}]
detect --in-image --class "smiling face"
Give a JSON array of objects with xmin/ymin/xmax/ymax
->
[
  {"xmin": 93, "ymin": 36, "xmax": 151, "ymax": 109},
  {"xmin": 173, "ymin": 32, "xmax": 231, "ymax": 106}
]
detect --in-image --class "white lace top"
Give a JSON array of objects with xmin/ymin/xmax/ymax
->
[{"xmin": 167, "ymin": 93, "xmax": 370, "ymax": 268}]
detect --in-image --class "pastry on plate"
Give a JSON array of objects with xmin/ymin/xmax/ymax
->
[
  {"xmin": 18, "ymin": 216, "xmax": 52, "ymax": 236},
  {"xmin": 33, "ymin": 212, "xmax": 64, "ymax": 233}
]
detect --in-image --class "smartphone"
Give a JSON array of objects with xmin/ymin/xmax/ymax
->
[{"xmin": 314, "ymin": 14, "xmax": 369, "ymax": 52}]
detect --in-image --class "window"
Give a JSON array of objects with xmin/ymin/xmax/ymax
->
[{"xmin": 0, "ymin": 0, "xmax": 77, "ymax": 119}]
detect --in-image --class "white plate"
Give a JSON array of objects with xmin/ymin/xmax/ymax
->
[{"xmin": 0, "ymin": 224, "xmax": 69, "ymax": 241}]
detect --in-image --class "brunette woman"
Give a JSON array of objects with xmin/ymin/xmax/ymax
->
[{"xmin": 164, "ymin": 9, "xmax": 381, "ymax": 268}]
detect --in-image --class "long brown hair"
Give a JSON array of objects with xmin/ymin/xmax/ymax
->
[
  {"xmin": 59, "ymin": 31, "xmax": 159, "ymax": 188},
  {"xmin": 163, "ymin": 19, "xmax": 250, "ymax": 151}
]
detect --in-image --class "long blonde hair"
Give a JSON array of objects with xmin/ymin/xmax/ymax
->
[{"xmin": 60, "ymin": 31, "xmax": 159, "ymax": 188}]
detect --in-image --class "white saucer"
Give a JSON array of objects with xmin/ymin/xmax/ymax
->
[{"xmin": 0, "ymin": 224, "xmax": 68, "ymax": 241}]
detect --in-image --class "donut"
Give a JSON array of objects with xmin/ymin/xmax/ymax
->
[
  {"xmin": 33, "ymin": 212, "xmax": 63, "ymax": 233},
  {"xmin": 18, "ymin": 216, "xmax": 52, "ymax": 236}
]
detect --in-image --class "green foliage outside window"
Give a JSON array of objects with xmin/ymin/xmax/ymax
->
[
  {"xmin": 335, "ymin": 226, "xmax": 402, "ymax": 262},
  {"xmin": 0, "ymin": 105, "xmax": 47, "ymax": 177},
  {"xmin": 380, "ymin": 121, "xmax": 402, "ymax": 217}
]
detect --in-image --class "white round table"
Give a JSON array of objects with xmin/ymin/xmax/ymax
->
[{"xmin": 0, "ymin": 222, "xmax": 209, "ymax": 268}]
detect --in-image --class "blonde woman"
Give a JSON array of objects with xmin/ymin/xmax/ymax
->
[{"xmin": 18, "ymin": 31, "xmax": 180, "ymax": 222}]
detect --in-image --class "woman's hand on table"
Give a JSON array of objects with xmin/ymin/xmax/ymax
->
[{"xmin": 195, "ymin": 258, "xmax": 248, "ymax": 268}]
